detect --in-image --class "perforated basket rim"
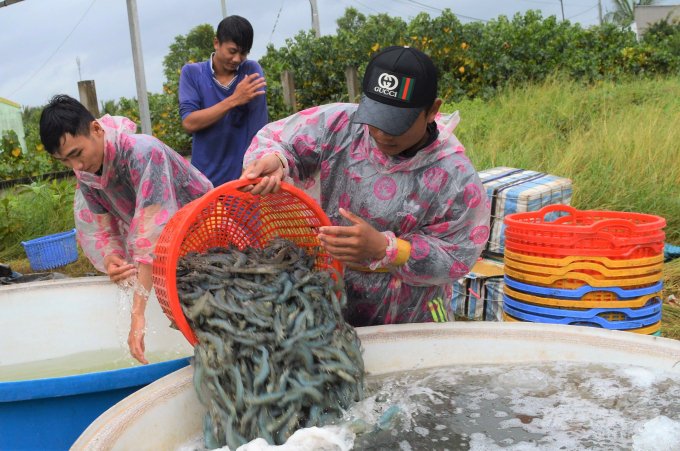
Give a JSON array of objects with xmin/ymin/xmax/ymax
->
[
  {"xmin": 503, "ymin": 205, "xmax": 666, "ymax": 233},
  {"xmin": 21, "ymin": 229, "xmax": 76, "ymax": 247},
  {"xmin": 152, "ymin": 179, "xmax": 342, "ymax": 346}
]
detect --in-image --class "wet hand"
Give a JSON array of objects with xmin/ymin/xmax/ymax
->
[
  {"xmin": 230, "ymin": 73, "xmax": 266, "ymax": 107},
  {"xmin": 318, "ymin": 208, "xmax": 387, "ymax": 263},
  {"xmin": 128, "ymin": 313, "xmax": 148, "ymax": 365},
  {"xmin": 104, "ymin": 254, "xmax": 137, "ymax": 284},
  {"xmin": 239, "ymin": 154, "xmax": 284, "ymax": 196}
]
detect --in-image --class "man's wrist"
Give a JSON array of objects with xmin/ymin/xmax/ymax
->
[{"xmin": 221, "ymin": 97, "xmax": 237, "ymax": 112}]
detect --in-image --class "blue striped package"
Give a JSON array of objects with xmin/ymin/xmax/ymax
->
[
  {"xmin": 478, "ymin": 167, "xmax": 572, "ymax": 258},
  {"xmin": 450, "ymin": 274, "xmax": 504, "ymax": 322}
]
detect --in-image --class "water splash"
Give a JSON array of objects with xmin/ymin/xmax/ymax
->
[{"xmin": 115, "ymin": 276, "xmax": 151, "ymax": 363}]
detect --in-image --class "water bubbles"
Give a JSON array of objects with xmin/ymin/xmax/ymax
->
[
  {"xmin": 414, "ymin": 427, "xmax": 429, "ymax": 436},
  {"xmin": 632, "ymin": 416, "xmax": 680, "ymax": 451}
]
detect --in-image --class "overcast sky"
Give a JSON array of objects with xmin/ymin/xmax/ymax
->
[{"xmin": 0, "ymin": 0, "xmax": 672, "ymax": 108}]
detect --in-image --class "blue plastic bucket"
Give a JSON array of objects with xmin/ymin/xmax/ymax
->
[
  {"xmin": 0, "ymin": 357, "xmax": 190, "ymax": 451},
  {"xmin": 21, "ymin": 229, "xmax": 79, "ymax": 271}
]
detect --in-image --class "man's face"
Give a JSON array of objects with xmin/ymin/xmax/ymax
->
[
  {"xmin": 53, "ymin": 121, "xmax": 105, "ymax": 173},
  {"xmin": 368, "ymin": 99, "xmax": 442, "ymax": 157},
  {"xmin": 213, "ymin": 38, "xmax": 248, "ymax": 72}
]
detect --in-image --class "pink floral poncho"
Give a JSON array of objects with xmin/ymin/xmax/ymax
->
[
  {"xmin": 244, "ymin": 104, "xmax": 490, "ymax": 326},
  {"xmin": 74, "ymin": 115, "xmax": 213, "ymax": 272}
]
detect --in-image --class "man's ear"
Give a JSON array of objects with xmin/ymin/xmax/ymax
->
[
  {"xmin": 427, "ymin": 99, "xmax": 442, "ymax": 123},
  {"xmin": 213, "ymin": 37, "xmax": 220, "ymax": 51},
  {"xmin": 91, "ymin": 120, "xmax": 103, "ymax": 136}
]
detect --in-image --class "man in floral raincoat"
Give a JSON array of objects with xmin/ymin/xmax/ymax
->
[
  {"xmin": 39, "ymin": 95, "xmax": 212, "ymax": 363},
  {"xmin": 241, "ymin": 47, "xmax": 490, "ymax": 326}
]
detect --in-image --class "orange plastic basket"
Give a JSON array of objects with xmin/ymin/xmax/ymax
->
[
  {"xmin": 152, "ymin": 179, "xmax": 343, "ymax": 345},
  {"xmin": 504, "ymin": 238, "xmax": 664, "ymax": 259},
  {"xmin": 504, "ymin": 228, "xmax": 665, "ymax": 249},
  {"xmin": 504, "ymin": 205, "xmax": 666, "ymax": 236}
]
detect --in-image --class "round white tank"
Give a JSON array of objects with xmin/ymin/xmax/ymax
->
[{"xmin": 73, "ymin": 322, "xmax": 680, "ymax": 451}]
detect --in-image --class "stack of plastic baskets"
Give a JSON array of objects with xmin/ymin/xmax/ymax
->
[{"xmin": 502, "ymin": 205, "xmax": 665, "ymax": 336}]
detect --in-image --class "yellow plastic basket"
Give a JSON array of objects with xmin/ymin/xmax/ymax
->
[
  {"xmin": 502, "ymin": 312, "xmax": 661, "ymax": 335},
  {"xmin": 504, "ymin": 266, "xmax": 663, "ymax": 288},
  {"xmin": 503, "ymin": 285, "xmax": 662, "ymax": 309},
  {"xmin": 504, "ymin": 257, "xmax": 664, "ymax": 278},
  {"xmin": 504, "ymin": 249, "xmax": 664, "ymax": 269}
]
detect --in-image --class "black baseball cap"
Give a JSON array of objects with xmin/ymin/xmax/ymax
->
[{"xmin": 354, "ymin": 46, "xmax": 438, "ymax": 136}]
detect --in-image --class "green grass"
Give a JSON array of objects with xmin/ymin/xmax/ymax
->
[
  {"xmin": 442, "ymin": 75, "xmax": 680, "ymax": 338},
  {"xmin": 441, "ymin": 74, "xmax": 680, "ymax": 244},
  {"xmin": 0, "ymin": 179, "xmax": 76, "ymax": 262}
]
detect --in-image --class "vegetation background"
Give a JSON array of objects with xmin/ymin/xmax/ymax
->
[{"xmin": 1, "ymin": 7, "xmax": 679, "ymax": 335}]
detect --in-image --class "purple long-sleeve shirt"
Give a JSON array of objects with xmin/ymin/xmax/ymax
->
[{"xmin": 179, "ymin": 56, "xmax": 268, "ymax": 187}]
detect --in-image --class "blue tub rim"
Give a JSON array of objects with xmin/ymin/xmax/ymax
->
[{"xmin": 0, "ymin": 357, "xmax": 190, "ymax": 403}]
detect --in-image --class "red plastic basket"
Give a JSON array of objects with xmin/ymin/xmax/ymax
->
[
  {"xmin": 504, "ymin": 205, "xmax": 666, "ymax": 235},
  {"xmin": 504, "ymin": 228, "xmax": 665, "ymax": 249},
  {"xmin": 504, "ymin": 238, "xmax": 665, "ymax": 259},
  {"xmin": 152, "ymin": 179, "xmax": 343, "ymax": 345}
]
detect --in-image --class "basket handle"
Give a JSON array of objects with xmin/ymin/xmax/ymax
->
[
  {"xmin": 538, "ymin": 206, "xmax": 647, "ymax": 235},
  {"xmin": 226, "ymin": 177, "xmax": 266, "ymax": 191},
  {"xmin": 537, "ymin": 205, "xmax": 579, "ymax": 222}
]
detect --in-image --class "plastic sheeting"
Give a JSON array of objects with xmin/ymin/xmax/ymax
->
[
  {"xmin": 74, "ymin": 115, "xmax": 213, "ymax": 272},
  {"xmin": 244, "ymin": 104, "xmax": 490, "ymax": 326}
]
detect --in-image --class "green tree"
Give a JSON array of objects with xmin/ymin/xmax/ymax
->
[
  {"xmin": 336, "ymin": 7, "xmax": 366, "ymax": 33},
  {"xmin": 99, "ymin": 99, "xmax": 121, "ymax": 116}
]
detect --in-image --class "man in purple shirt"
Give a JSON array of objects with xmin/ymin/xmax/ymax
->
[{"xmin": 179, "ymin": 16, "xmax": 268, "ymax": 187}]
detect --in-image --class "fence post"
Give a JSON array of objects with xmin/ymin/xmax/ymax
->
[
  {"xmin": 345, "ymin": 66, "xmax": 360, "ymax": 103},
  {"xmin": 78, "ymin": 80, "xmax": 100, "ymax": 118},
  {"xmin": 280, "ymin": 70, "xmax": 298, "ymax": 114}
]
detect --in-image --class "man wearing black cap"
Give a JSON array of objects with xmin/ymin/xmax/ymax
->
[{"xmin": 240, "ymin": 46, "xmax": 490, "ymax": 326}]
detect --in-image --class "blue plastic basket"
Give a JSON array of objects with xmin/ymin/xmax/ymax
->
[
  {"xmin": 503, "ymin": 275, "xmax": 663, "ymax": 300},
  {"xmin": 503, "ymin": 295, "xmax": 662, "ymax": 330},
  {"xmin": 21, "ymin": 229, "xmax": 79, "ymax": 271}
]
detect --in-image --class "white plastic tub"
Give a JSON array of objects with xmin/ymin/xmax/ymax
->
[{"xmin": 73, "ymin": 322, "xmax": 680, "ymax": 450}]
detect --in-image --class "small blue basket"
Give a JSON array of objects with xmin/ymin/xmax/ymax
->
[{"xmin": 21, "ymin": 229, "xmax": 79, "ymax": 271}]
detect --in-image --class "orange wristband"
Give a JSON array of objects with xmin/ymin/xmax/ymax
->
[{"xmin": 391, "ymin": 239, "xmax": 411, "ymax": 267}]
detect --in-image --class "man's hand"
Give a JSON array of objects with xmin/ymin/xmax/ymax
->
[
  {"xmin": 229, "ymin": 73, "xmax": 266, "ymax": 108},
  {"xmin": 128, "ymin": 313, "xmax": 148, "ymax": 365},
  {"xmin": 318, "ymin": 208, "xmax": 388, "ymax": 263},
  {"xmin": 104, "ymin": 254, "xmax": 137, "ymax": 283},
  {"xmin": 239, "ymin": 154, "xmax": 284, "ymax": 195}
]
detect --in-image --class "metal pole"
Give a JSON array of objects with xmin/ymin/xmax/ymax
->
[
  {"xmin": 345, "ymin": 67, "xmax": 360, "ymax": 103},
  {"xmin": 0, "ymin": 0, "xmax": 27, "ymax": 8},
  {"xmin": 126, "ymin": 0, "xmax": 151, "ymax": 136},
  {"xmin": 221, "ymin": 0, "xmax": 226, "ymax": 19},
  {"xmin": 559, "ymin": 0, "xmax": 565, "ymax": 22},
  {"xmin": 598, "ymin": 0, "xmax": 603, "ymax": 25},
  {"xmin": 309, "ymin": 0, "xmax": 321, "ymax": 37}
]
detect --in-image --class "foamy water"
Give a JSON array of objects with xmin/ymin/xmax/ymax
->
[{"xmin": 177, "ymin": 362, "xmax": 680, "ymax": 451}]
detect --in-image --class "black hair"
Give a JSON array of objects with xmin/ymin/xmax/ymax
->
[
  {"xmin": 216, "ymin": 15, "xmax": 254, "ymax": 53},
  {"xmin": 39, "ymin": 95, "xmax": 94, "ymax": 155}
]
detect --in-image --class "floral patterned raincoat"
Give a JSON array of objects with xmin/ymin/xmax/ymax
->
[
  {"xmin": 244, "ymin": 104, "xmax": 490, "ymax": 326},
  {"xmin": 74, "ymin": 115, "xmax": 213, "ymax": 272}
]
